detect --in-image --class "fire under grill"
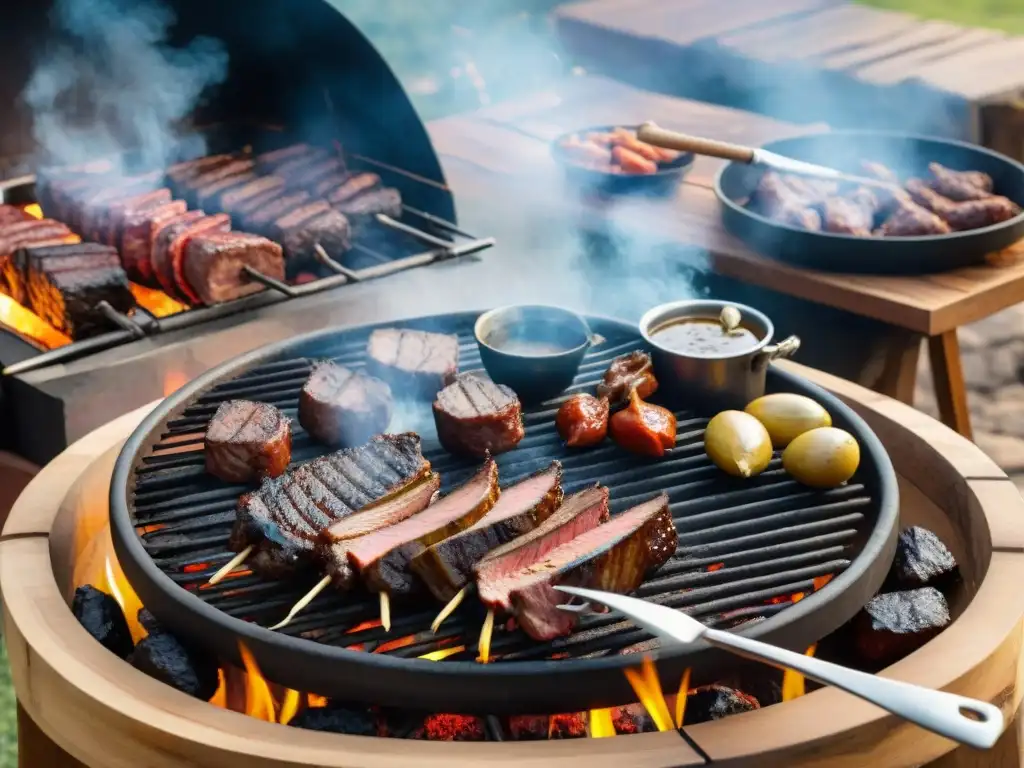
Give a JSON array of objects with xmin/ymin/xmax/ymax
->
[{"xmin": 111, "ymin": 312, "xmax": 899, "ymax": 714}]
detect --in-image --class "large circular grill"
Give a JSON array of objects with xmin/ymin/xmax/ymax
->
[{"xmin": 110, "ymin": 311, "xmax": 899, "ymax": 714}]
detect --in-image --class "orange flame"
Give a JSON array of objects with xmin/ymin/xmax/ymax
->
[
  {"xmin": 279, "ymin": 688, "xmax": 302, "ymax": 726},
  {"xmin": 21, "ymin": 204, "xmax": 43, "ymax": 219},
  {"xmin": 419, "ymin": 645, "xmax": 466, "ymax": 661},
  {"xmin": 162, "ymin": 370, "xmax": 190, "ymax": 397},
  {"xmin": 589, "ymin": 708, "xmax": 615, "ymax": 738},
  {"xmin": 209, "ymin": 670, "xmax": 228, "ymax": 708},
  {"xmin": 674, "ymin": 668, "xmax": 691, "ymax": 728},
  {"xmin": 307, "ymin": 693, "xmax": 328, "ymax": 709},
  {"xmin": 781, "ymin": 644, "xmax": 817, "ymax": 701},
  {"xmin": 238, "ymin": 643, "xmax": 276, "ymax": 722},
  {"xmin": 0, "ymin": 293, "xmax": 71, "ymax": 350},
  {"xmin": 130, "ymin": 282, "xmax": 186, "ymax": 318},
  {"xmin": 624, "ymin": 657, "xmax": 674, "ymax": 732}
]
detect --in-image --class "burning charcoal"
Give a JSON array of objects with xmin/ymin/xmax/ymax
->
[
  {"xmin": 682, "ymin": 685, "xmax": 760, "ymax": 725},
  {"xmin": 71, "ymin": 585, "xmax": 134, "ymax": 659},
  {"xmin": 378, "ymin": 708, "xmax": 429, "ymax": 739},
  {"xmin": 506, "ymin": 715, "xmax": 550, "ymax": 740},
  {"xmin": 417, "ymin": 714, "xmax": 487, "ymax": 742},
  {"xmin": 548, "ymin": 712, "xmax": 587, "ymax": 739},
  {"xmin": 611, "ymin": 703, "xmax": 657, "ymax": 734},
  {"xmin": 888, "ymin": 526, "xmax": 958, "ymax": 590},
  {"xmin": 137, "ymin": 608, "xmax": 162, "ymax": 634},
  {"xmin": 288, "ymin": 704, "xmax": 377, "ymax": 736},
  {"xmin": 853, "ymin": 587, "xmax": 950, "ymax": 665},
  {"xmin": 130, "ymin": 629, "xmax": 219, "ymax": 700}
]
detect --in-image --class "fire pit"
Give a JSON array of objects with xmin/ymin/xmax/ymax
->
[{"xmin": 4, "ymin": 361, "xmax": 1024, "ymax": 766}]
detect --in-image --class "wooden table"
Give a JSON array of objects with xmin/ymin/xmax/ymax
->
[{"xmin": 428, "ymin": 75, "xmax": 1024, "ymax": 438}]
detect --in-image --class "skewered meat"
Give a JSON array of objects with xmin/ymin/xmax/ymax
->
[
  {"xmin": 928, "ymin": 162, "xmax": 993, "ymax": 201},
  {"xmin": 853, "ymin": 587, "xmax": 950, "ymax": 664},
  {"xmin": 411, "ymin": 462, "xmax": 563, "ymax": 602},
  {"xmin": 320, "ymin": 474, "xmax": 440, "ymax": 590},
  {"xmin": 183, "ymin": 232, "xmax": 285, "ymax": 305},
  {"xmin": 0, "ymin": 219, "xmax": 74, "ymax": 253},
  {"xmin": 347, "ymin": 459, "xmax": 500, "ymax": 597},
  {"xmin": 195, "ymin": 172, "xmax": 258, "ymax": 211},
  {"xmin": 0, "ymin": 205, "xmax": 29, "ymax": 225},
  {"xmin": 609, "ymin": 390, "xmax": 676, "ymax": 457},
  {"xmin": 750, "ymin": 173, "xmax": 822, "ymax": 231},
  {"xmin": 272, "ymin": 201, "xmax": 352, "ymax": 261},
  {"xmin": 166, "ymin": 154, "xmax": 234, "ymax": 188},
  {"xmin": 509, "ymin": 492, "xmax": 676, "ymax": 641},
  {"xmin": 682, "ymin": 685, "xmax": 760, "ymax": 725},
  {"xmin": 272, "ymin": 152, "xmax": 335, "ymax": 183},
  {"xmin": 366, "ymin": 327, "xmax": 460, "ymax": 398},
  {"xmin": 156, "ymin": 213, "xmax": 232, "ymax": 302},
  {"xmin": 27, "ymin": 261, "xmax": 135, "ymax": 339},
  {"xmin": 822, "ymin": 188, "xmax": 877, "ymax": 236},
  {"xmin": 95, "ymin": 188, "xmax": 173, "ymax": 246},
  {"xmin": 150, "ymin": 209, "xmax": 204, "ymax": 288},
  {"xmin": 205, "ymin": 400, "xmax": 292, "ymax": 483},
  {"xmin": 244, "ymin": 191, "xmax": 312, "ymax": 234},
  {"xmin": 597, "ymin": 350, "xmax": 658, "ymax": 403},
  {"xmin": 556, "ymin": 394, "xmax": 609, "ymax": 447},
  {"xmin": 876, "ymin": 199, "xmax": 952, "ymax": 237},
  {"xmin": 475, "ymin": 485, "xmax": 610, "ymax": 613},
  {"xmin": 322, "ymin": 173, "xmax": 382, "ymax": 204},
  {"xmin": 905, "ymin": 179, "xmax": 1019, "ymax": 229},
  {"xmin": 334, "ymin": 187, "xmax": 403, "ymax": 224},
  {"xmin": 72, "ymin": 585, "xmax": 134, "ymax": 659},
  {"xmin": 887, "ymin": 526, "xmax": 958, "ymax": 590},
  {"xmin": 231, "ymin": 433, "xmax": 430, "ymax": 578},
  {"xmin": 298, "ymin": 361, "xmax": 393, "ymax": 447},
  {"xmin": 433, "ymin": 373, "xmax": 525, "ymax": 457},
  {"xmin": 256, "ymin": 144, "xmax": 319, "ymax": 171},
  {"xmin": 180, "ymin": 159, "xmax": 256, "ymax": 205},
  {"xmin": 19, "ymin": 243, "xmax": 120, "ymax": 309},
  {"xmin": 120, "ymin": 200, "xmax": 187, "ymax": 284},
  {"xmin": 77, "ymin": 177, "xmax": 162, "ymax": 240},
  {"xmin": 287, "ymin": 157, "xmax": 347, "ymax": 190},
  {"xmin": 220, "ymin": 176, "xmax": 286, "ymax": 213}
]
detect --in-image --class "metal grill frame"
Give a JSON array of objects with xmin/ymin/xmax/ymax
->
[{"xmin": 110, "ymin": 311, "xmax": 899, "ymax": 714}]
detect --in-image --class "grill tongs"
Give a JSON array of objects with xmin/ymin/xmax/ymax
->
[{"xmin": 555, "ymin": 586, "xmax": 1002, "ymax": 750}]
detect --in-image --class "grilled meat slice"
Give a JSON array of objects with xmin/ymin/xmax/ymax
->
[
  {"xmin": 0, "ymin": 219, "xmax": 74, "ymax": 253},
  {"xmin": 195, "ymin": 172, "xmax": 258, "ymax": 211},
  {"xmin": 298, "ymin": 362, "xmax": 393, "ymax": 447},
  {"xmin": 150, "ymin": 210, "xmax": 204, "ymax": 291},
  {"xmin": 335, "ymin": 187, "xmax": 402, "ymax": 224},
  {"xmin": 287, "ymin": 157, "xmax": 347, "ymax": 190},
  {"xmin": 433, "ymin": 373, "xmax": 525, "ymax": 457},
  {"xmin": 183, "ymin": 232, "xmax": 285, "ymax": 305},
  {"xmin": 876, "ymin": 199, "xmax": 952, "ymax": 236},
  {"xmin": 928, "ymin": 163, "xmax": 993, "ymax": 201},
  {"xmin": 366, "ymin": 327, "xmax": 460, "ymax": 398},
  {"xmin": 244, "ymin": 191, "xmax": 312, "ymax": 234},
  {"xmin": 120, "ymin": 200, "xmax": 188, "ymax": 284},
  {"xmin": 906, "ymin": 178, "xmax": 1019, "ymax": 230},
  {"xmin": 475, "ymin": 485, "xmax": 610, "ymax": 613},
  {"xmin": 256, "ymin": 144, "xmax": 319, "ymax": 171},
  {"xmin": 220, "ymin": 176, "xmax": 286, "ymax": 213},
  {"xmin": 166, "ymin": 154, "xmax": 235, "ymax": 190},
  {"xmin": 181, "ymin": 160, "xmax": 256, "ymax": 204},
  {"xmin": 28, "ymin": 264, "xmax": 135, "ymax": 339},
  {"xmin": 273, "ymin": 152, "xmax": 335, "ymax": 183},
  {"xmin": 19, "ymin": 244, "xmax": 119, "ymax": 309},
  {"xmin": 3, "ymin": 238, "xmax": 87, "ymax": 303},
  {"xmin": 278, "ymin": 208, "xmax": 352, "ymax": 261},
  {"xmin": 749, "ymin": 172, "xmax": 823, "ymax": 231},
  {"xmin": 348, "ymin": 459, "xmax": 499, "ymax": 597},
  {"xmin": 323, "ymin": 172, "xmax": 381, "ymax": 204},
  {"xmin": 158, "ymin": 213, "xmax": 232, "ymax": 302},
  {"xmin": 320, "ymin": 474, "xmax": 441, "ymax": 590},
  {"xmin": 0, "ymin": 205, "xmax": 29, "ymax": 226},
  {"xmin": 509, "ymin": 493, "xmax": 676, "ymax": 641},
  {"xmin": 822, "ymin": 188, "xmax": 878, "ymax": 236},
  {"xmin": 98, "ymin": 188, "xmax": 173, "ymax": 246},
  {"xmin": 205, "ymin": 400, "xmax": 292, "ymax": 483},
  {"xmin": 412, "ymin": 462, "xmax": 563, "ymax": 602}
]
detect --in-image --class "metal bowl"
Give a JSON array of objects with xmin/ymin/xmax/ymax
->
[{"xmin": 715, "ymin": 131, "xmax": 1024, "ymax": 275}]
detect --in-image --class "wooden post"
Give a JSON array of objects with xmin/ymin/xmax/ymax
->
[{"xmin": 17, "ymin": 703, "xmax": 85, "ymax": 768}]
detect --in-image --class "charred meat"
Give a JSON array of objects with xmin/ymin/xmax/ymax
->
[
  {"xmin": 876, "ymin": 199, "xmax": 952, "ymax": 237},
  {"xmin": 27, "ymin": 259, "xmax": 135, "ymax": 340},
  {"xmin": 887, "ymin": 526, "xmax": 958, "ymax": 590},
  {"xmin": 18, "ymin": 243, "xmax": 120, "ymax": 309},
  {"xmin": 120, "ymin": 200, "xmax": 187, "ymax": 284},
  {"xmin": 411, "ymin": 462, "xmax": 563, "ymax": 602},
  {"xmin": 347, "ymin": 459, "xmax": 500, "ymax": 597},
  {"xmin": 366, "ymin": 327, "xmax": 460, "ymax": 398},
  {"xmin": 243, "ymin": 191, "xmax": 312, "ymax": 234},
  {"xmin": 556, "ymin": 393, "xmax": 609, "ymax": 448},
  {"xmin": 220, "ymin": 176, "xmax": 286, "ymax": 214},
  {"xmin": 822, "ymin": 188, "xmax": 877, "ymax": 236},
  {"xmin": 853, "ymin": 587, "xmax": 950, "ymax": 665},
  {"xmin": 433, "ymin": 373, "xmax": 525, "ymax": 457},
  {"xmin": 508, "ymin": 493, "xmax": 676, "ymax": 641},
  {"xmin": 475, "ymin": 485, "xmax": 610, "ymax": 613},
  {"xmin": 205, "ymin": 400, "xmax": 292, "ymax": 483},
  {"xmin": 597, "ymin": 351, "xmax": 658, "ymax": 403},
  {"xmin": 155, "ymin": 213, "xmax": 232, "ymax": 302},
  {"xmin": 183, "ymin": 232, "xmax": 285, "ymax": 305},
  {"xmin": 928, "ymin": 163, "xmax": 993, "ymax": 201},
  {"xmin": 98, "ymin": 188, "xmax": 173, "ymax": 246},
  {"xmin": 298, "ymin": 362, "xmax": 393, "ymax": 447},
  {"xmin": 334, "ymin": 187, "xmax": 403, "ymax": 225},
  {"xmin": 272, "ymin": 201, "xmax": 351, "ymax": 261},
  {"xmin": 323, "ymin": 173, "xmax": 383, "ymax": 204},
  {"xmin": 195, "ymin": 172, "xmax": 259, "ymax": 211}
]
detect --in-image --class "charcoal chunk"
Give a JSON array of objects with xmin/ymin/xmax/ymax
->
[
  {"xmin": 547, "ymin": 712, "xmax": 586, "ymax": 739},
  {"xmin": 888, "ymin": 526, "xmax": 958, "ymax": 589},
  {"xmin": 417, "ymin": 714, "xmax": 487, "ymax": 741},
  {"xmin": 288, "ymin": 705, "xmax": 377, "ymax": 736},
  {"xmin": 71, "ymin": 585, "xmax": 134, "ymax": 659},
  {"xmin": 682, "ymin": 685, "xmax": 760, "ymax": 725},
  {"xmin": 854, "ymin": 587, "xmax": 950, "ymax": 665},
  {"xmin": 137, "ymin": 608, "xmax": 162, "ymax": 634},
  {"xmin": 130, "ymin": 629, "xmax": 219, "ymax": 700},
  {"xmin": 505, "ymin": 715, "xmax": 549, "ymax": 741},
  {"xmin": 611, "ymin": 703, "xmax": 657, "ymax": 734}
]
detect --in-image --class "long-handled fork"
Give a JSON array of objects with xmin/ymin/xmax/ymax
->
[{"xmin": 555, "ymin": 586, "xmax": 1002, "ymax": 750}]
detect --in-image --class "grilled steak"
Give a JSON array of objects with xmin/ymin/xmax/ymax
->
[
  {"xmin": 205, "ymin": 400, "xmax": 292, "ymax": 483},
  {"xmin": 230, "ymin": 433, "xmax": 430, "ymax": 577},
  {"xmin": 366, "ymin": 328, "xmax": 460, "ymax": 398},
  {"xmin": 195, "ymin": 172, "xmax": 258, "ymax": 211},
  {"xmin": 28, "ymin": 263, "xmax": 135, "ymax": 339},
  {"xmin": 298, "ymin": 361, "xmax": 393, "ymax": 447},
  {"xmin": 274, "ymin": 203, "xmax": 352, "ymax": 261},
  {"xmin": 412, "ymin": 462, "xmax": 563, "ymax": 602},
  {"xmin": 335, "ymin": 187, "xmax": 403, "ymax": 224},
  {"xmin": 220, "ymin": 176, "xmax": 286, "ymax": 213},
  {"xmin": 475, "ymin": 486, "xmax": 609, "ymax": 613},
  {"xmin": 433, "ymin": 373, "xmax": 525, "ymax": 457},
  {"xmin": 244, "ymin": 191, "xmax": 312, "ymax": 234},
  {"xmin": 324, "ymin": 173, "xmax": 382, "ymax": 204},
  {"xmin": 3, "ymin": 238, "xmax": 85, "ymax": 302},
  {"xmin": 120, "ymin": 200, "xmax": 188, "ymax": 284},
  {"xmin": 348, "ymin": 459, "xmax": 499, "ymax": 597},
  {"xmin": 159, "ymin": 213, "xmax": 232, "ymax": 302},
  {"xmin": 0, "ymin": 205, "xmax": 29, "ymax": 225},
  {"xmin": 508, "ymin": 493, "xmax": 676, "ymax": 641},
  {"xmin": 183, "ymin": 231, "xmax": 285, "ymax": 305},
  {"xmin": 150, "ymin": 210, "xmax": 204, "ymax": 292},
  {"xmin": 320, "ymin": 473, "xmax": 441, "ymax": 590}
]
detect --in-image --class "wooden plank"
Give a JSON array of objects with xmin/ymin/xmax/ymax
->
[
  {"xmin": 853, "ymin": 27, "xmax": 1006, "ymax": 86},
  {"xmin": 928, "ymin": 330, "xmax": 973, "ymax": 438},
  {"xmin": 819, "ymin": 21, "xmax": 967, "ymax": 71},
  {"xmin": 913, "ymin": 38, "xmax": 1024, "ymax": 100}
]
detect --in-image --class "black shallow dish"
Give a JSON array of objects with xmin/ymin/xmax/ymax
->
[
  {"xmin": 716, "ymin": 131, "xmax": 1024, "ymax": 275},
  {"xmin": 109, "ymin": 311, "xmax": 898, "ymax": 714},
  {"xmin": 552, "ymin": 124, "xmax": 695, "ymax": 197}
]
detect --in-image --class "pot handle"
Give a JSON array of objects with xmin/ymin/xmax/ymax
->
[{"xmin": 752, "ymin": 335, "xmax": 801, "ymax": 372}]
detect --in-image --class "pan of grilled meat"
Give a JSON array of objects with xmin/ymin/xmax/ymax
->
[
  {"xmin": 109, "ymin": 311, "xmax": 898, "ymax": 714},
  {"xmin": 716, "ymin": 131, "xmax": 1024, "ymax": 274}
]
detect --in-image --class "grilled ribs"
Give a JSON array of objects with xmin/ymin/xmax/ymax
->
[
  {"xmin": 298, "ymin": 362, "xmax": 393, "ymax": 447},
  {"xmin": 205, "ymin": 400, "xmax": 292, "ymax": 483},
  {"xmin": 411, "ymin": 462, "xmax": 563, "ymax": 602},
  {"xmin": 433, "ymin": 373, "xmax": 525, "ymax": 457},
  {"xmin": 475, "ymin": 485, "xmax": 610, "ymax": 613},
  {"xmin": 366, "ymin": 328, "xmax": 460, "ymax": 399},
  {"xmin": 183, "ymin": 232, "xmax": 285, "ymax": 305},
  {"xmin": 347, "ymin": 459, "xmax": 499, "ymax": 597},
  {"xmin": 508, "ymin": 493, "xmax": 676, "ymax": 640}
]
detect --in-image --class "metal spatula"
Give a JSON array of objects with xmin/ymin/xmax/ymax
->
[
  {"xmin": 555, "ymin": 586, "xmax": 1002, "ymax": 749},
  {"xmin": 636, "ymin": 122, "xmax": 900, "ymax": 191}
]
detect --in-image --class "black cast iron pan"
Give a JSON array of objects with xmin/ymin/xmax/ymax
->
[{"xmin": 715, "ymin": 131, "xmax": 1024, "ymax": 275}]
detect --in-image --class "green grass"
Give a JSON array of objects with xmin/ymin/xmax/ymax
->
[
  {"xmin": 858, "ymin": 0, "xmax": 1024, "ymax": 34},
  {"xmin": 0, "ymin": 640, "xmax": 16, "ymax": 768}
]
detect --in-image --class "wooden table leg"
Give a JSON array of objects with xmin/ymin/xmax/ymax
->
[
  {"xmin": 871, "ymin": 329, "xmax": 922, "ymax": 406},
  {"xmin": 928, "ymin": 330, "xmax": 974, "ymax": 441},
  {"xmin": 17, "ymin": 702, "xmax": 86, "ymax": 768}
]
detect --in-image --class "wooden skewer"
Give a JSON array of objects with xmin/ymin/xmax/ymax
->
[
  {"xmin": 431, "ymin": 586, "xmax": 469, "ymax": 633},
  {"xmin": 380, "ymin": 592, "xmax": 391, "ymax": 632},
  {"xmin": 208, "ymin": 546, "xmax": 252, "ymax": 585},
  {"xmin": 269, "ymin": 576, "xmax": 331, "ymax": 631},
  {"xmin": 477, "ymin": 608, "xmax": 495, "ymax": 663}
]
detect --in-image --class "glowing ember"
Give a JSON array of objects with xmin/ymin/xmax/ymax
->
[
  {"xmin": 0, "ymin": 293, "xmax": 71, "ymax": 350},
  {"xmin": 674, "ymin": 668, "xmax": 691, "ymax": 728},
  {"xmin": 374, "ymin": 634, "xmax": 417, "ymax": 654},
  {"xmin": 21, "ymin": 204, "xmax": 43, "ymax": 219},
  {"xmin": 706, "ymin": 562, "xmax": 724, "ymax": 572},
  {"xmin": 307, "ymin": 693, "xmax": 328, "ymax": 709},
  {"xmin": 130, "ymin": 282, "xmax": 186, "ymax": 318},
  {"xmin": 781, "ymin": 644, "xmax": 817, "ymax": 701},
  {"xmin": 419, "ymin": 645, "xmax": 466, "ymax": 661},
  {"xmin": 588, "ymin": 708, "xmax": 615, "ymax": 738},
  {"xmin": 423, "ymin": 713, "xmax": 486, "ymax": 741},
  {"xmin": 347, "ymin": 619, "xmax": 382, "ymax": 634},
  {"xmin": 624, "ymin": 657, "xmax": 674, "ymax": 732},
  {"xmin": 813, "ymin": 574, "xmax": 834, "ymax": 591},
  {"xmin": 548, "ymin": 713, "xmax": 587, "ymax": 739}
]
